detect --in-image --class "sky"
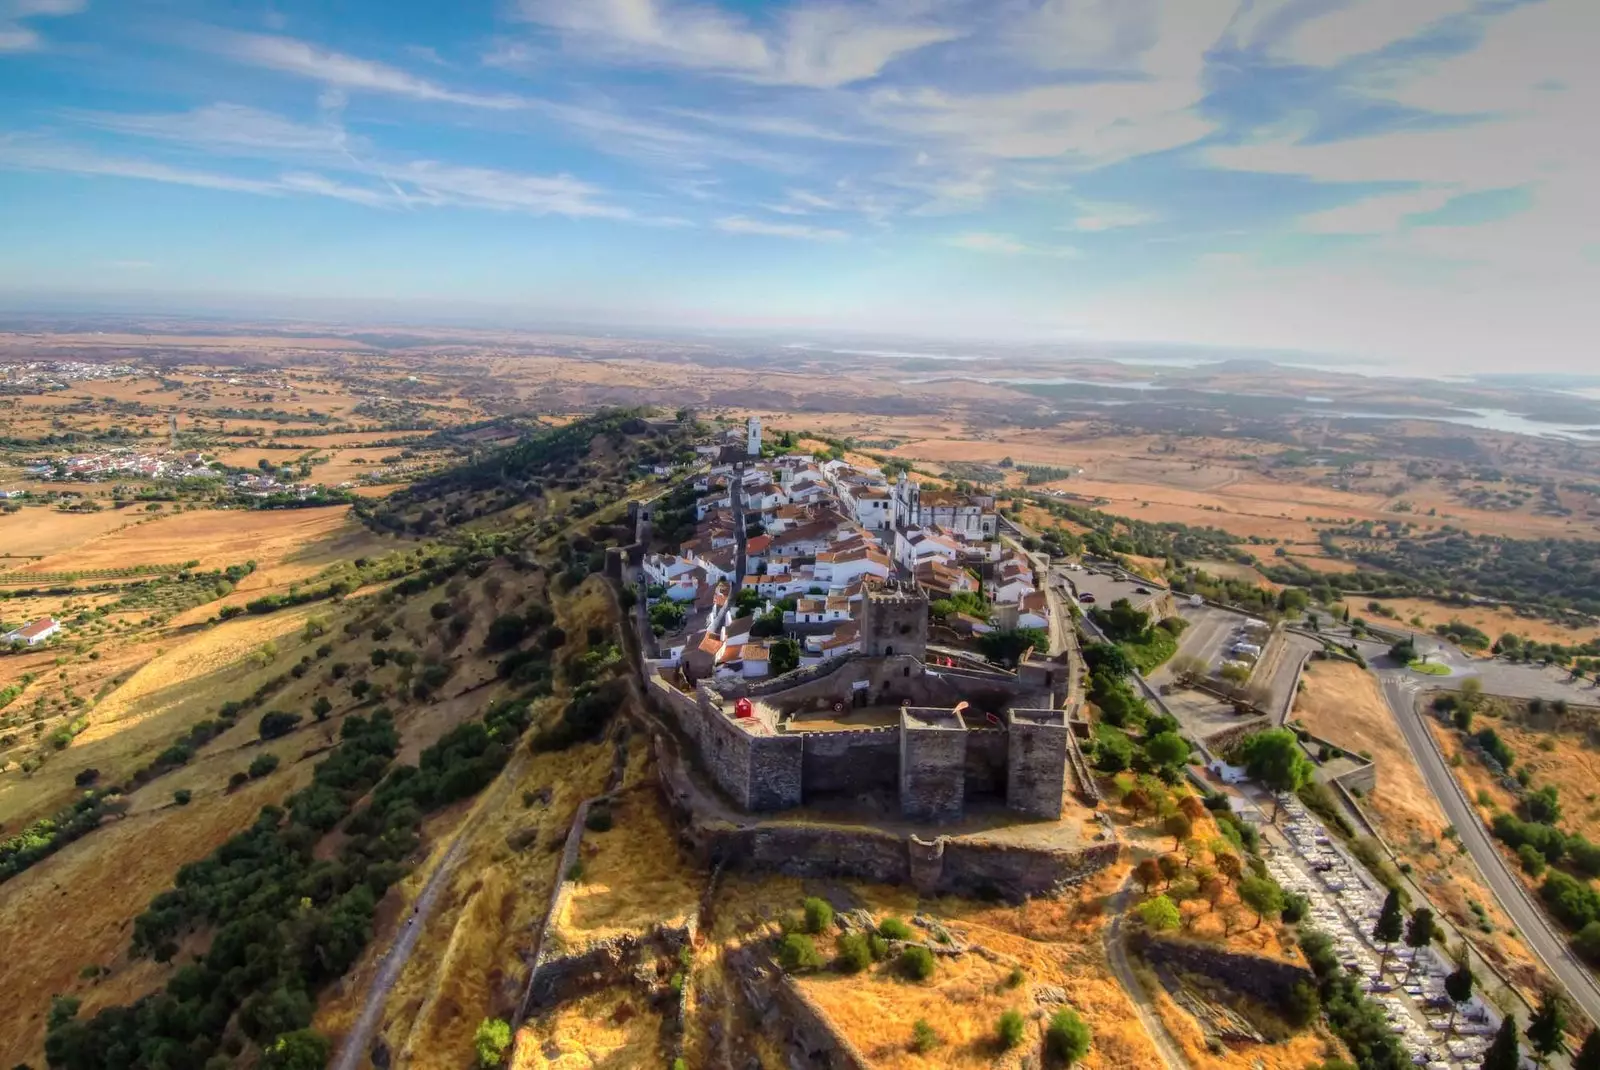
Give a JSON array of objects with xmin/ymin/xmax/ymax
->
[{"xmin": 0, "ymin": 0, "xmax": 1595, "ymax": 372}]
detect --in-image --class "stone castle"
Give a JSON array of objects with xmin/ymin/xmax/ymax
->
[{"xmin": 645, "ymin": 583, "xmax": 1094, "ymax": 823}]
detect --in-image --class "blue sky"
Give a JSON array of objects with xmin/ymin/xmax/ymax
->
[{"xmin": 0, "ymin": 0, "xmax": 1594, "ymax": 371}]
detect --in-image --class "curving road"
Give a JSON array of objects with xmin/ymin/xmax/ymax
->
[{"xmin": 1377, "ymin": 670, "xmax": 1600, "ymax": 1025}]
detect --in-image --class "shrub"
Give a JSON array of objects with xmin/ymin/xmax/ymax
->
[
  {"xmin": 997, "ymin": 1010, "xmax": 1027, "ymax": 1050},
  {"xmin": 258, "ymin": 710, "xmax": 302, "ymax": 740},
  {"xmin": 835, "ymin": 933, "xmax": 873, "ymax": 974},
  {"xmin": 1007, "ymin": 965, "xmax": 1026, "ymax": 989},
  {"xmin": 1574, "ymin": 920, "xmax": 1600, "ymax": 965},
  {"xmin": 249, "ymin": 753, "xmax": 281, "ymax": 779},
  {"xmin": 878, "ymin": 917, "xmax": 914, "ymax": 940},
  {"xmin": 584, "ymin": 805, "xmax": 613, "ymax": 832},
  {"xmin": 228, "ymin": 771, "xmax": 249, "ymax": 791},
  {"xmin": 1519, "ymin": 843, "xmax": 1547, "ymax": 876},
  {"xmin": 473, "ymin": 1017, "xmax": 512, "ymax": 1069},
  {"xmin": 778, "ymin": 933, "xmax": 824, "ymax": 972},
  {"xmin": 172, "ymin": 789, "xmax": 192, "ymax": 806},
  {"xmin": 802, "ymin": 896, "xmax": 834, "ymax": 934},
  {"xmin": 1045, "ymin": 1008, "xmax": 1092, "ymax": 1065},
  {"xmin": 899, "ymin": 945, "xmax": 936, "ymax": 982},
  {"xmin": 911, "ymin": 1019, "xmax": 941, "ymax": 1054},
  {"xmin": 73, "ymin": 767, "xmax": 100, "ymax": 787},
  {"xmin": 868, "ymin": 934, "xmax": 889, "ymax": 961}
]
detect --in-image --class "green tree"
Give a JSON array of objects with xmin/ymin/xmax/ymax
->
[
  {"xmin": 1402, "ymin": 908, "xmax": 1435, "ymax": 984},
  {"xmin": 1044, "ymin": 1008, "xmax": 1092, "ymax": 1066},
  {"xmin": 474, "ymin": 1018, "xmax": 513, "ymax": 1069},
  {"xmin": 769, "ymin": 637, "xmax": 800, "ymax": 676},
  {"xmin": 1573, "ymin": 1030, "xmax": 1600, "ymax": 1070},
  {"xmin": 1444, "ymin": 962, "xmax": 1474, "ymax": 1033},
  {"xmin": 261, "ymin": 1030, "xmax": 332, "ymax": 1070},
  {"xmin": 1373, "ymin": 888, "xmax": 1405, "ymax": 977},
  {"xmin": 1145, "ymin": 731, "xmax": 1189, "ymax": 769},
  {"xmin": 1482, "ymin": 1016, "xmax": 1521, "ymax": 1070},
  {"xmin": 1162, "ymin": 811, "xmax": 1193, "ymax": 850},
  {"xmin": 249, "ymin": 753, "xmax": 281, "ymax": 779},
  {"xmin": 1137, "ymin": 894, "xmax": 1180, "ymax": 932},
  {"xmin": 1238, "ymin": 876, "xmax": 1284, "ymax": 930},
  {"xmin": 1527, "ymin": 989, "xmax": 1570, "ymax": 1065},
  {"xmin": 312, "ymin": 696, "xmax": 333, "ymax": 721},
  {"xmin": 1237, "ymin": 729, "xmax": 1314, "ymax": 818}
]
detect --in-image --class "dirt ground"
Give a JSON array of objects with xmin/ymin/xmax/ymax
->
[{"xmin": 1292, "ymin": 662, "xmax": 1544, "ymax": 990}]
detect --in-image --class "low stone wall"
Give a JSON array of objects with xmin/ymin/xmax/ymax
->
[
  {"xmin": 1133, "ymin": 934, "xmax": 1315, "ymax": 1011},
  {"xmin": 685, "ymin": 820, "xmax": 1117, "ymax": 899},
  {"xmin": 725, "ymin": 944, "xmax": 871, "ymax": 1070},
  {"xmin": 514, "ymin": 796, "xmax": 596, "ymax": 1024},
  {"xmin": 1203, "ymin": 716, "xmax": 1274, "ymax": 756}
]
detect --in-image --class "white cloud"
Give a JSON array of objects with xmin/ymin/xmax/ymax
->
[
  {"xmin": 948, "ymin": 231, "xmax": 1079, "ymax": 257},
  {"xmin": 1294, "ymin": 187, "xmax": 1456, "ymax": 235},
  {"xmin": 515, "ymin": 0, "xmax": 959, "ymax": 87},
  {"xmin": 0, "ymin": 131, "xmax": 655, "ymax": 221},
  {"xmin": 1067, "ymin": 199, "xmax": 1160, "ymax": 231},
  {"xmin": 1265, "ymin": 0, "xmax": 1478, "ymax": 68},
  {"xmin": 0, "ymin": 0, "xmax": 83, "ymax": 52},
  {"xmin": 715, "ymin": 215, "xmax": 848, "ymax": 240},
  {"xmin": 213, "ymin": 32, "xmax": 526, "ymax": 109},
  {"xmin": 73, "ymin": 104, "xmax": 360, "ymax": 161}
]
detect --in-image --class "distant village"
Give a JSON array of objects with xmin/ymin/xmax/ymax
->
[{"xmin": 640, "ymin": 418, "xmax": 1051, "ymax": 681}]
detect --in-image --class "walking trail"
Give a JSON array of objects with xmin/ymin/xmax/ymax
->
[{"xmin": 1103, "ymin": 870, "xmax": 1190, "ymax": 1070}]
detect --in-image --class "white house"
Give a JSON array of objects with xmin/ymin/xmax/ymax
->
[
  {"xmin": 4, "ymin": 616, "xmax": 60, "ymax": 646},
  {"xmin": 894, "ymin": 529, "xmax": 963, "ymax": 570},
  {"xmin": 1017, "ymin": 591, "xmax": 1051, "ymax": 631}
]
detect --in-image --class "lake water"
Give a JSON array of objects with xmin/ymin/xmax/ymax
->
[{"xmin": 1320, "ymin": 407, "xmax": 1600, "ymax": 440}]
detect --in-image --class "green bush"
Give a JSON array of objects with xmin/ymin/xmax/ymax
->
[
  {"xmin": 248, "ymin": 753, "xmax": 281, "ymax": 779},
  {"xmin": 585, "ymin": 804, "xmax": 613, "ymax": 832},
  {"xmin": 997, "ymin": 1009, "xmax": 1027, "ymax": 1050},
  {"xmin": 1044, "ymin": 1008, "xmax": 1092, "ymax": 1065},
  {"xmin": 779, "ymin": 933, "xmax": 824, "ymax": 972},
  {"xmin": 802, "ymin": 896, "xmax": 834, "ymax": 934},
  {"xmin": 868, "ymin": 934, "xmax": 889, "ymax": 961},
  {"xmin": 474, "ymin": 1017, "xmax": 512, "ymax": 1068},
  {"xmin": 172, "ymin": 789, "xmax": 192, "ymax": 806},
  {"xmin": 898, "ymin": 945, "xmax": 936, "ymax": 982},
  {"xmin": 911, "ymin": 1019, "xmax": 941, "ymax": 1054},
  {"xmin": 878, "ymin": 916, "xmax": 914, "ymax": 940},
  {"xmin": 1519, "ymin": 843, "xmax": 1547, "ymax": 876},
  {"xmin": 835, "ymin": 933, "xmax": 873, "ymax": 974}
]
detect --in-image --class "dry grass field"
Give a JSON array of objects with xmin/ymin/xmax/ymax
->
[
  {"xmin": 0, "ymin": 765, "xmax": 316, "ymax": 1067},
  {"xmin": 510, "ymin": 987, "xmax": 666, "ymax": 1070},
  {"xmin": 0, "ymin": 508, "xmax": 156, "ymax": 560},
  {"xmin": 557, "ymin": 785, "xmax": 701, "ymax": 942},
  {"xmin": 22, "ymin": 506, "xmax": 356, "ymax": 574},
  {"xmin": 1292, "ymin": 662, "xmax": 1543, "ymax": 991},
  {"xmin": 1342, "ymin": 597, "xmax": 1600, "ymax": 648}
]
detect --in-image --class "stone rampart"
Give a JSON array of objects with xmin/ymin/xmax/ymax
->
[
  {"xmin": 963, "ymin": 727, "xmax": 1009, "ymax": 799},
  {"xmin": 1203, "ymin": 716, "xmax": 1274, "ymax": 755},
  {"xmin": 800, "ymin": 728, "xmax": 900, "ymax": 798},
  {"xmin": 1133, "ymin": 934, "xmax": 1315, "ymax": 1011},
  {"xmin": 687, "ymin": 820, "xmax": 1117, "ymax": 899},
  {"xmin": 725, "ymin": 945, "xmax": 872, "ymax": 1070}
]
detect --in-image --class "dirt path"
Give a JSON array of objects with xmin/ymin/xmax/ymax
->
[
  {"xmin": 330, "ymin": 746, "xmax": 529, "ymax": 1070},
  {"xmin": 1103, "ymin": 872, "xmax": 1190, "ymax": 1070}
]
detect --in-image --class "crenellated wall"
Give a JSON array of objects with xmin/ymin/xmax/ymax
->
[{"xmin": 800, "ymin": 728, "xmax": 900, "ymax": 798}]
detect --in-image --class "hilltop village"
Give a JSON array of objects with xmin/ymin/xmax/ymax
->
[{"xmin": 639, "ymin": 418, "xmax": 1049, "ymax": 682}]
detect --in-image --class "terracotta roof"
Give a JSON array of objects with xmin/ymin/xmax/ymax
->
[
  {"xmin": 697, "ymin": 632, "xmax": 723, "ymax": 654},
  {"xmin": 745, "ymin": 534, "xmax": 772, "ymax": 553},
  {"xmin": 9, "ymin": 617, "xmax": 58, "ymax": 639}
]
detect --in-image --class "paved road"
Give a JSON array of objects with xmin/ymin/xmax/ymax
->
[
  {"xmin": 1377, "ymin": 671, "xmax": 1600, "ymax": 1025},
  {"xmin": 1103, "ymin": 872, "xmax": 1190, "ymax": 1070}
]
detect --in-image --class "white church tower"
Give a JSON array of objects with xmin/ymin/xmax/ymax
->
[{"xmin": 746, "ymin": 415, "xmax": 761, "ymax": 456}]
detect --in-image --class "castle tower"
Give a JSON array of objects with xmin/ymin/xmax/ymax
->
[
  {"xmin": 747, "ymin": 415, "xmax": 762, "ymax": 456},
  {"xmin": 860, "ymin": 582, "xmax": 929, "ymax": 659}
]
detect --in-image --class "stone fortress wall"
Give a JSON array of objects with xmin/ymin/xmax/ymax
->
[{"xmin": 648, "ymin": 585, "xmax": 1090, "ymax": 822}]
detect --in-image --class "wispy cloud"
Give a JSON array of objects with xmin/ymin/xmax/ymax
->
[
  {"xmin": 947, "ymin": 231, "xmax": 1079, "ymax": 258},
  {"xmin": 0, "ymin": 0, "xmax": 84, "ymax": 52},
  {"xmin": 1066, "ymin": 199, "xmax": 1160, "ymax": 232},
  {"xmin": 514, "ymin": 0, "xmax": 960, "ymax": 88},
  {"xmin": 715, "ymin": 215, "xmax": 848, "ymax": 241},
  {"xmin": 71, "ymin": 104, "xmax": 360, "ymax": 161},
  {"xmin": 210, "ymin": 32, "xmax": 527, "ymax": 109},
  {"xmin": 0, "ymin": 130, "xmax": 656, "ymax": 221}
]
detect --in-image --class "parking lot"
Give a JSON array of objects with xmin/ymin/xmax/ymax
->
[{"xmin": 1060, "ymin": 566, "xmax": 1170, "ymax": 617}]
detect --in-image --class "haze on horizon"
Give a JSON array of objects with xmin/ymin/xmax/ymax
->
[{"xmin": 1, "ymin": 0, "xmax": 1595, "ymax": 376}]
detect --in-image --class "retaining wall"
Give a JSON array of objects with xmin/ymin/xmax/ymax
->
[{"xmin": 1133, "ymin": 934, "xmax": 1315, "ymax": 1010}]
